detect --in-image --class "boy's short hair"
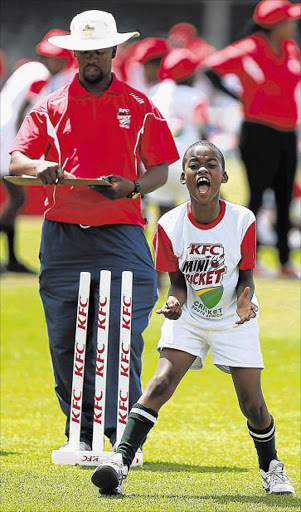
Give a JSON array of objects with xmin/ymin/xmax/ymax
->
[{"xmin": 182, "ymin": 140, "xmax": 225, "ymax": 171}]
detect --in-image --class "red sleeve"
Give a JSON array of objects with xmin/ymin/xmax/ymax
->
[
  {"xmin": 153, "ymin": 224, "xmax": 179, "ymax": 272},
  {"xmin": 10, "ymin": 109, "xmax": 49, "ymax": 158},
  {"xmin": 239, "ymin": 221, "xmax": 256, "ymax": 270},
  {"xmin": 140, "ymin": 105, "xmax": 180, "ymax": 169},
  {"xmin": 203, "ymin": 44, "xmax": 243, "ymax": 77}
]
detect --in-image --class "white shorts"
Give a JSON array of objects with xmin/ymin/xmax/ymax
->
[{"xmin": 157, "ymin": 314, "xmax": 264, "ymax": 374}]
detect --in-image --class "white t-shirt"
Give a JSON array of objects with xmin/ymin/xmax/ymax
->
[
  {"xmin": 31, "ymin": 65, "xmax": 77, "ymax": 99},
  {"xmin": 152, "ymin": 80, "xmax": 209, "ymax": 160},
  {"xmin": 0, "ymin": 61, "xmax": 49, "ymax": 173},
  {"xmin": 153, "ymin": 200, "xmax": 257, "ymax": 329},
  {"xmin": 147, "ymin": 80, "xmax": 209, "ymax": 206}
]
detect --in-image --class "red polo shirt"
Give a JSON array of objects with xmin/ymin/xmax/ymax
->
[
  {"xmin": 204, "ymin": 34, "xmax": 300, "ymax": 130},
  {"xmin": 11, "ymin": 73, "xmax": 179, "ymax": 226}
]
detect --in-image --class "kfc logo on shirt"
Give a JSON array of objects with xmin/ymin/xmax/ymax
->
[
  {"xmin": 117, "ymin": 108, "xmax": 131, "ymax": 129},
  {"xmin": 182, "ymin": 242, "xmax": 227, "ymax": 309}
]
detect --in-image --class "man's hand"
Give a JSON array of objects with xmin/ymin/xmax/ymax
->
[
  {"xmin": 156, "ymin": 296, "xmax": 182, "ymax": 320},
  {"xmin": 36, "ymin": 161, "xmax": 73, "ymax": 185},
  {"xmin": 236, "ymin": 286, "xmax": 258, "ymax": 325},
  {"xmin": 89, "ymin": 175, "xmax": 136, "ymax": 199}
]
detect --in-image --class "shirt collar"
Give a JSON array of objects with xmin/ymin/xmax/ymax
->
[
  {"xmin": 187, "ymin": 200, "xmax": 226, "ymax": 230},
  {"xmin": 70, "ymin": 72, "xmax": 122, "ymax": 99}
]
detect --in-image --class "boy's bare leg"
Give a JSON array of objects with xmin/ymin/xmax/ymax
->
[
  {"xmin": 230, "ymin": 367, "xmax": 270, "ymax": 429},
  {"xmin": 230, "ymin": 367, "xmax": 295, "ymax": 494},
  {"xmin": 116, "ymin": 348, "xmax": 196, "ymax": 467},
  {"xmin": 140, "ymin": 348, "xmax": 197, "ymax": 412},
  {"xmin": 231, "ymin": 367, "xmax": 276, "ymax": 470},
  {"xmin": 91, "ymin": 348, "xmax": 195, "ymax": 493}
]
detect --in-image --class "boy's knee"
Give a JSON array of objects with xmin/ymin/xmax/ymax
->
[
  {"xmin": 146, "ymin": 371, "xmax": 177, "ymax": 401},
  {"xmin": 239, "ymin": 396, "xmax": 265, "ymax": 421}
]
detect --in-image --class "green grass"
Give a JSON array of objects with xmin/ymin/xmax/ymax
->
[{"xmin": 1, "ymin": 213, "xmax": 300, "ymax": 512}]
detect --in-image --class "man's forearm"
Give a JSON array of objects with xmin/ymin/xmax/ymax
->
[
  {"xmin": 138, "ymin": 163, "xmax": 168, "ymax": 194},
  {"xmin": 9, "ymin": 151, "xmax": 40, "ymax": 176}
]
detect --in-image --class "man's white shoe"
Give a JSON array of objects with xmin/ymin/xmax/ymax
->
[
  {"xmin": 58, "ymin": 441, "xmax": 92, "ymax": 451},
  {"xmin": 260, "ymin": 460, "xmax": 295, "ymax": 494},
  {"xmin": 91, "ymin": 452, "xmax": 128, "ymax": 495}
]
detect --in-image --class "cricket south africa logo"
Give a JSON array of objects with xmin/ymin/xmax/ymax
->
[
  {"xmin": 117, "ymin": 108, "xmax": 131, "ymax": 129},
  {"xmin": 181, "ymin": 243, "xmax": 227, "ymax": 309}
]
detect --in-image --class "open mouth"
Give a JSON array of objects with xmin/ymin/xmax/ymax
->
[{"xmin": 197, "ymin": 176, "xmax": 210, "ymax": 194}]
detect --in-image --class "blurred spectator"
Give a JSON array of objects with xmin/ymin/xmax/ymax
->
[
  {"xmin": 149, "ymin": 49, "xmax": 209, "ymax": 215},
  {"xmin": 13, "ymin": 58, "xmax": 31, "ymax": 71},
  {"xmin": 111, "ymin": 43, "xmax": 128, "ymax": 81},
  {"xmin": 145, "ymin": 47, "xmax": 209, "ymax": 290},
  {"xmin": 167, "ymin": 22, "xmax": 198, "ymax": 48},
  {"xmin": 203, "ymin": 0, "xmax": 301, "ymax": 279},
  {"xmin": 169, "ymin": 23, "xmax": 239, "ymax": 155},
  {"xmin": 167, "ymin": 21, "xmax": 215, "ymax": 80},
  {"xmin": 0, "ymin": 49, "xmax": 7, "ymax": 87},
  {"xmin": 20, "ymin": 29, "xmax": 78, "ymax": 116},
  {"xmin": 0, "ymin": 60, "xmax": 49, "ymax": 274},
  {"xmin": 115, "ymin": 40, "xmax": 141, "ymax": 83},
  {"xmin": 126, "ymin": 37, "xmax": 169, "ymax": 94},
  {"xmin": 167, "ymin": 21, "xmax": 215, "ymax": 79},
  {"xmin": 0, "ymin": 29, "xmax": 76, "ymax": 274}
]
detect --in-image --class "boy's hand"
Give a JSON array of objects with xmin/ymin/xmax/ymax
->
[
  {"xmin": 236, "ymin": 286, "xmax": 258, "ymax": 324},
  {"xmin": 156, "ymin": 296, "xmax": 182, "ymax": 320}
]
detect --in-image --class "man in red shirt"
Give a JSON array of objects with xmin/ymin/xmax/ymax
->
[{"xmin": 9, "ymin": 10, "xmax": 179, "ymax": 451}]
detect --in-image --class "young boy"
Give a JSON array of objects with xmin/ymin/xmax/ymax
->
[{"xmin": 91, "ymin": 140, "xmax": 295, "ymax": 496}]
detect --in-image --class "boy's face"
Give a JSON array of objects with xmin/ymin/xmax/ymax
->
[{"xmin": 181, "ymin": 145, "xmax": 228, "ymax": 204}]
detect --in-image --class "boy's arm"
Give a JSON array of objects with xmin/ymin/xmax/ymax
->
[
  {"xmin": 236, "ymin": 268, "xmax": 258, "ymax": 325},
  {"xmin": 156, "ymin": 270, "xmax": 187, "ymax": 320}
]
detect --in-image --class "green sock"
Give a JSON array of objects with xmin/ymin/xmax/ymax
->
[{"xmin": 117, "ymin": 402, "xmax": 158, "ymax": 468}]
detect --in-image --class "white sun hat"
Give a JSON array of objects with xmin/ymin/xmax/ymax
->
[{"xmin": 48, "ymin": 10, "xmax": 140, "ymax": 51}]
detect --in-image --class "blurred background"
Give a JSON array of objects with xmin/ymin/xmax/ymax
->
[
  {"xmin": 2, "ymin": 1, "xmax": 250, "ymax": 71},
  {"xmin": 2, "ymin": 0, "xmax": 300, "ymax": 75},
  {"xmin": 0, "ymin": 0, "xmax": 300, "ymax": 276}
]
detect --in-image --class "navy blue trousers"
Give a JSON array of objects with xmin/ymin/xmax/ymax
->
[{"xmin": 39, "ymin": 220, "xmax": 157, "ymax": 445}]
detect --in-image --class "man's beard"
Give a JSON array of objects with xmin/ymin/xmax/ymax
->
[{"xmin": 83, "ymin": 66, "xmax": 104, "ymax": 83}]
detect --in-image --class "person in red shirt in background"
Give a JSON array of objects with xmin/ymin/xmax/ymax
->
[
  {"xmin": 18, "ymin": 29, "xmax": 78, "ymax": 123},
  {"xmin": 9, "ymin": 10, "xmax": 179, "ymax": 451},
  {"xmin": 126, "ymin": 37, "xmax": 169, "ymax": 95},
  {"xmin": 203, "ymin": 0, "xmax": 301, "ymax": 279},
  {"xmin": 168, "ymin": 21, "xmax": 215, "ymax": 60}
]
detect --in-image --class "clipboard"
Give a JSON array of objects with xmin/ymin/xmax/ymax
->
[{"xmin": 4, "ymin": 175, "xmax": 112, "ymax": 187}]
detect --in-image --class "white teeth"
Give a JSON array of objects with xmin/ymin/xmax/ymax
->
[{"xmin": 197, "ymin": 177, "xmax": 210, "ymax": 185}]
